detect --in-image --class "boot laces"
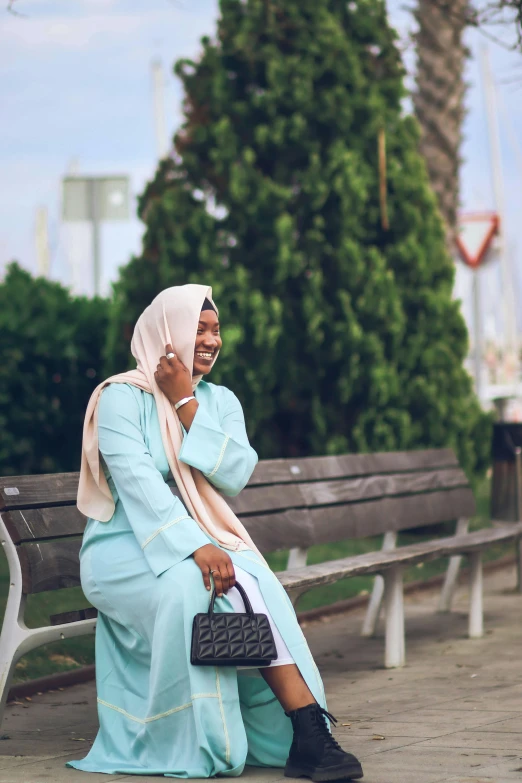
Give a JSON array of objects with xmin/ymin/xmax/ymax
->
[{"xmin": 311, "ymin": 706, "xmax": 342, "ymax": 752}]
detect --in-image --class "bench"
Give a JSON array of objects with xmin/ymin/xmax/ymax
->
[{"xmin": 1, "ymin": 447, "xmax": 521, "ymax": 724}]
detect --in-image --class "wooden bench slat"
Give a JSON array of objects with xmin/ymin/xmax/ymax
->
[
  {"xmin": 2, "ymin": 506, "xmax": 87, "ymax": 544},
  {"xmin": 242, "ymin": 509, "xmax": 316, "ymax": 553},
  {"xmin": 306, "ymin": 486, "xmax": 476, "ymax": 543},
  {"xmin": 19, "ymin": 538, "xmax": 82, "ymax": 594},
  {"xmin": 276, "ymin": 522, "xmax": 522, "ymax": 591},
  {"xmin": 249, "ymin": 448, "xmax": 459, "ymax": 486},
  {"xmin": 299, "ymin": 468, "xmax": 469, "ymax": 507},
  {"xmin": 228, "ymin": 483, "xmax": 305, "ymax": 515},
  {"xmin": 0, "ymin": 473, "xmax": 80, "ymax": 511},
  {"xmin": 230, "ymin": 467, "xmax": 470, "ymax": 516},
  {"xmin": 242, "ymin": 487, "xmax": 476, "ymax": 553}
]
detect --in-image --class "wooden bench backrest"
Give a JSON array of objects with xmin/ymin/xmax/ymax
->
[
  {"xmin": 0, "ymin": 447, "xmax": 475, "ymax": 595},
  {"xmin": 0, "ymin": 473, "xmax": 84, "ymax": 595},
  {"xmin": 230, "ymin": 448, "xmax": 475, "ymax": 552}
]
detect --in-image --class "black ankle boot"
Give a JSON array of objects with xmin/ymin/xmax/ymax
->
[{"xmin": 284, "ymin": 703, "xmax": 363, "ymax": 781}]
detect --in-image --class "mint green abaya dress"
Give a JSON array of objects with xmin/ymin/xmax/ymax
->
[{"xmin": 67, "ymin": 381, "xmax": 326, "ymax": 777}]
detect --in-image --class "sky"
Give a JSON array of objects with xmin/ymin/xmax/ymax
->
[{"xmin": 1, "ymin": 0, "xmax": 522, "ymax": 319}]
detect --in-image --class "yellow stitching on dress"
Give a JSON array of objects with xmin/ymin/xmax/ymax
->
[
  {"xmin": 207, "ymin": 434, "xmax": 230, "ymax": 477},
  {"xmin": 97, "ymin": 693, "xmax": 219, "ymax": 724},
  {"xmin": 141, "ymin": 515, "xmax": 191, "ymax": 549},
  {"xmin": 97, "ymin": 697, "xmax": 191, "ymax": 723},
  {"xmin": 215, "ymin": 667, "xmax": 230, "ymax": 764}
]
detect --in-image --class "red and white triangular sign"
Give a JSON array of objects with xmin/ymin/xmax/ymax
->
[{"xmin": 456, "ymin": 212, "xmax": 500, "ymax": 269}]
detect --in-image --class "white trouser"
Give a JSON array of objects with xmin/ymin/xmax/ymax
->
[{"xmin": 225, "ymin": 565, "xmax": 295, "ymax": 668}]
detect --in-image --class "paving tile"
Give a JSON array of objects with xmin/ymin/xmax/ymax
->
[
  {"xmin": 358, "ymin": 768, "xmax": 445, "ymax": 783},
  {"xmin": 362, "ymin": 745, "xmax": 522, "ymax": 776},
  {"xmin": 0, "ymin": 755, "xmax": 59, "ymax": 770},
  {"xmin": 471, "ymin": 759, "xmax": 522, "ymax": 780},
  {"xmin": 332, "ymin": 712, "xmax": 512, "ymax": 740},
  {"xmin": 367, "ymin": 708, "xmax": 521, "ymax": 729},
  {"xmin": 433, "ymin": 778, "xmax": 512, "ymax": 783},
  {"xmin": 0, "ymin": 754, "xmax": 128, "ymax": 783},
  {"xmin": 416, "ymin": 731, "xmax": 522, "ymax": 751},
  {"xmin": 475, "ymin": 716, "xmax": 522, "ymax": 733}
]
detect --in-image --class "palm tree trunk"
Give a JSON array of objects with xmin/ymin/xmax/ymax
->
[{"xmin": 413, "ymin": 0, "xmax": 471, "ymax": 244}]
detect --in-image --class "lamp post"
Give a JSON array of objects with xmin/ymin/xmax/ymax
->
[{"xmin": 62, "ymin": 175, "xmax": 130, "ymax": 296}]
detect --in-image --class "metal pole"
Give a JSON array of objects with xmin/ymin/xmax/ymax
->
[
  {"xmin": 472, "ymin": 269, "xmax": 483, "ymax": 401},
  {"xmin": 35, "ymin": 206, "xmax": 50, "ymax": 278},
  {"xmin": 151, "ymin": 59, "xmax": 168, "ymax": 159},
  {"xmin": 479, "ymin": 45, "xmax": 517, "ymax": 358},
  {"xmin": 515, "ymin": 448, "xmax": 522, "ymax": 592},
  {"xmin": 88, "ymin": 179, "xmax": 101, "ymax": 297}
]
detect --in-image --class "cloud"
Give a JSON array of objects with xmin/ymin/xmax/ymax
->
[
  {"xmin": 2, "ymin": 11, "xmax": 159, "ymax": 51},
  {"xmin": 1, "ymin": 1, "xmax": 216, "ymax": 54}
]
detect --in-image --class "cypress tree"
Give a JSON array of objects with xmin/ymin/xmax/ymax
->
[{"xmin": 106, "ymin": 0, "xmax": 490, "ymax": 474}]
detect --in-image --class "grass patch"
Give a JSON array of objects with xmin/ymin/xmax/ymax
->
[{"xmin": 3, "ymin": 475, "xmax": 510, "ymax": 682}]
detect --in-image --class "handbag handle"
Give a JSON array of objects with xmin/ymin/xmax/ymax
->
[{"xmin": 208, "ymin": 580, "xmax": 254, "ymax": 616}]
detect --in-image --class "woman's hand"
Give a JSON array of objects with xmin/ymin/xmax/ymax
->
[
  {"xmin": 155, "ymin": 343, "xmax": 193, "ymax": 405},
  {"xmin": 193, "ymin": 544, "xmax": 236, "ymax": 596}
]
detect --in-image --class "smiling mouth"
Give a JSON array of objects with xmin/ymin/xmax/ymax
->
[{"xmin": 195, "ymin": 352, "xmax": 214, "ymax": 360}]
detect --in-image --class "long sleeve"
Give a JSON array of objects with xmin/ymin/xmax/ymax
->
[
  {"xmin": 178, "ymin": 387, "xmax": 258, "ymax": 497},
  {"xmin": 97, "ymin": 384, "xmax": 210, "ymax": 577}
]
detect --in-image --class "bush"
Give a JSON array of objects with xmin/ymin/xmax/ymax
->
[{"xmin": 0, "ymin": 263, "xmax": 109, "ymax": 475}]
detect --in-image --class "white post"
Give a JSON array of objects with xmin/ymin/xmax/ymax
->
[
  {"xmin": 287, "ymin": 547, "xmax": 308, "ymax": 570},
  {"xmin": 151, "ymin": 59, "xmax": 169, "ymax": 160},
  {"xmin": 480, "ymin": 45, "xmax": 518, "ymax": 359},
  {"xmin": 361, "ymin": 531, "xmax": 397, "ymax": 637},
  {"xmin": 472, "ymin": 270, "xmax": 483, "ymax": 400},
  {"xmin": 35, "ymin": 206, "xmax": 50, "ymax": 278},
  {"xmin": 438, "ymin": 518, "xmax": 469, "ymax": 612},
  {"xmin": 87, "ymin": 179, "xmax": 101, "ymax": 298},
  {"xmin": 384, "ymin": 566, "xmax": 405, "ymax": 668},
  {"xmin": 514, "ymin": 449, "xmax": 522, "ymax": 594},
  {"xmin": 468, "ymin": 551, "xmax": 484, "ymax": 639}
]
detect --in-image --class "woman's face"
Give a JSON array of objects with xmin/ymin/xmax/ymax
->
[{"xmin": 193, "ymin": 309, "xmax": 222, "ymax": 376}]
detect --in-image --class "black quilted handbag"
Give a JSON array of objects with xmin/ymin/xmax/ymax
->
[{"xmin": 190, "ymin": 581, "xmax": 278, "ymax": 667}]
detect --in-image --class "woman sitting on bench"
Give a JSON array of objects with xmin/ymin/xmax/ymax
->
[{"xmin": 68, "ymin": 284, "xmax": 363, "ymax": 781}]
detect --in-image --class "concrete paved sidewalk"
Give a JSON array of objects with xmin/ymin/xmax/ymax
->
[{"xmin": 2, "ymin": 566, "xmax": 522, "ymax": 783}]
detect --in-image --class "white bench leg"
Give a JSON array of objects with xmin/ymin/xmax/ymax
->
[
  {"xmin": 516, "ymin": 540, "xmax": 522, "ymax": 594},
  {"xmin": 0, "ymin": 519, "xmax": 97, "ymax": 726},
  {"xmin": 438, "ymin": 518, "xmax": 469, "ymax": 613},
  {"xmin": 0, "ymin": 521, "xmax": 28, "ymax": 722},
  {"xmin": 361, "ymin": 531, "xmax": 397, "ymax": 637},
  {"xmin": 0, "ymin": 617, "xmax": 98, "ymax": 726},
  {"xmin": 469, "ymin": 551, "xmax": 483, "ymax": 639},
  {"xmin": 384, "ymin": 566, "xmax": 405, "ymax": 668},
  {"xmin": 361, "ymin": 575, "xmax": 385, "ymax": 637},
  {"xmin": 287, "ymin": 547, "xmax": 308, "ymax": 570},
  {"xmin": 0, "ymin": 615, "xmax": 27, "ymax": 723}
]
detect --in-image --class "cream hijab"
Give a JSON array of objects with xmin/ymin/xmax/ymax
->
[{"xmin": 77, "ymin": 284, "xmax": 263, "ymax": 559}]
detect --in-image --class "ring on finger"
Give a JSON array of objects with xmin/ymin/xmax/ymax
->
[
  {"xmin": 210, "ymin": 569, "xmax": 219, "ymax": 575},
  {"xmin": 166, "ymin": 352, "xmax": 176, "ymax": 360}
]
